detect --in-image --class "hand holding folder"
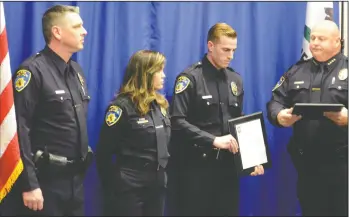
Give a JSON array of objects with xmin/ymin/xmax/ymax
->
[
  {"xmin": 277, "ymin": 108, "xmax": 302, "ymax": 127},
  {"xmin": 292, "ymin": 103, "xmax": 344, "ymax": 120},
  {"xmin": 323, "ymin": 106, "xmax": 348, "ymax": 126}
]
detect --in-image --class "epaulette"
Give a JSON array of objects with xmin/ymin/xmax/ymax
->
[
  {"xmin": 30, "ymin": 52, "xmax": 42, "ymax": 62},
  {"xmin": 283, "ymin": 59, "xmax": 307, "ymax": 79},
  {"xmin": 226, "ymin": 66, "xmax": 234, "ymax": 72},
  {"xmin": 179, "ymin": 61, "xmax": 201, "ymax": 77},
  {"xmin": 113, "ymin": 94, "xmax": 129, "ymax": 105},
  {"xmin": 192, "ymin": 61, "xmax": 202, "ymax": 68},
  {"xmin": 226, "ymin": 66, "xmax": 240, "ymax": 75},
  {"xmin": 295, "ymin": 58, "xmax": 308, "ymax": 66},
  {"xmin": 18, "ymin": 52, "xmax": 42, "ymax": 69},
  {"xmin": 30, "ymin": 52, "xmax": 42, "ymax": 60}
]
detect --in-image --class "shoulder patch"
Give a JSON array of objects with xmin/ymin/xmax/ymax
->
[
  {"xmin": 175, "ymin": 76, "xmax": 191, "ymax": 94},
  {"xmin": 272, "ymin": 76, "xmax": 285, "ymax": 92},
  {"xmin": 105, "ymin": 105, "xmax": 123, "ymax": 126},
  {"xmin": 15, "ymin": 70, "xmax": 31, "ymax": 92}
]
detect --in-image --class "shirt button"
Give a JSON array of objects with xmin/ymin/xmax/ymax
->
[
  {"xmin": 207, "ymin": 102, "xmax": 210, "ymax": 105},
  {"xmin": 338, "ymin": 86, "xmax": 342, "ymax": 90},
  {"xmin": 296, "ymin": 85, "xmax": 300, "ymax": 89},
  {"xmin": 235, "ymin": 103, "xmax": 238, "ymax": 107},
  {"xmin": 60, "ymin": 97, "xmax": 63, "ymax": 101},
  {"xmin": 202, "ymin": 153, "xmax": 207, "ymax": 158}
]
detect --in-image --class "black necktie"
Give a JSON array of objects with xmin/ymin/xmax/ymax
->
[
  {"xmin": 65, "ymin": 65, "xmax": 89, "ymax": 159},
  {"xmin": 311, "ymin": 64, "xmax": 325, "ymax": 103},
  {"xmin": 151, "ymin": 103, "xmax": 169, "ymax": 168},
  {"xmin": 308, "ymin": 64, "xmax": 325, "ymax": 139}
]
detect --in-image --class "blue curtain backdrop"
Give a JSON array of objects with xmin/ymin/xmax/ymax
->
[{"xmin": 4, "ymin": 2, "xmax": 339, "ymax": 216}]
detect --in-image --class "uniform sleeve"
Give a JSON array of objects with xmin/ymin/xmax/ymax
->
[
  {"xmin": 96, "ymin": 103, "xmax": 125, "ymax": 191},
  {"xmin": 170, "ymin": 74, "xmax": 216, "ymax": 147},
  {"xmin": 266, "ymin": 70, "xmax": 293, "ymax": 127},
  {"xmin": 12, "ymin": 66, "xmax": 41, "ymax": 192}
]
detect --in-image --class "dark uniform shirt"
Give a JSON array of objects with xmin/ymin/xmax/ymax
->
[
  {"xmin": 267, "ymin": 52, "xmax": 348, "ymax": 161},
  {"xmin": 13, "ymin": 46, "xmax": 90, "ymax": 192},
  {"xmin": 170, "ymin": 54, "xmax": 243, "ymax": 158},
  {"xmin": 96, "ymin": 95, "xmax": 171, "ymax": 191}
]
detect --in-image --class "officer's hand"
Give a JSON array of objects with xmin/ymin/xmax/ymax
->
[
  {"xmin": 324, "ymin": 107, "xmax": 348, "ymax": 126},
  {"xmin": 22, "ymin": 188, "xmax": 44, "ymax": 211},
  {"xmin": 250, "ymin": 165, "xmax": 264, "ymax": 176},
  {"xmin": 277, "ymin": 108, "xmax": 302, "ymax": 127},
  {"xmin": 213, "ymin": 135, "xmax": 239, "ymax": 154}
]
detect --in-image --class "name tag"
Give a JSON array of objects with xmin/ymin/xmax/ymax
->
[
  {"xmin": 202, "ymin": 95, "xmax": 212, "ymax": 99},
  {"xmin": 155, "ymin": 125, "xmax": 164, "ymax": 129},
  {"xmin": 137, "ymin": 118, "xmax": 149, "ymax": 124},
  {"xmin": 294, "ymin": 81, "xmax": 304, "ymax": 84},
  {"xmin": 312, "ymin": 88, "xmax": 321, "ymax": 91},
  {"xmin": 55, "ymin": 90, "xmax": 65, "ymax": 94}
]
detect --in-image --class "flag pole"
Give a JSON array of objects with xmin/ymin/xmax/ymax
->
[{"xmin": 340, "ymin": 1, "xmax": 344, "ymax": 53}]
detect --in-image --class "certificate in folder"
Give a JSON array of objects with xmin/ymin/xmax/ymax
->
[
  {"xmin": 292, "ymin": 103, "xmax": 344, "ymax": 119},
  {"xmin": 228, "ymin": 112, "xmax": 272, "ymax": 176}
]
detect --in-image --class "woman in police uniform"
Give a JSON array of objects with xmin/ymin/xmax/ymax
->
[{"xmin": 96, "ymin": 50, "xmax": 170, "ymax": 216}]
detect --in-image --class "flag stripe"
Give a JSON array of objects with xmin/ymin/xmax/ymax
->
[
  {"xmin": 0, "ymin": 132, "xmax": 20, "ymax": 186},
  {"xmin": 0, "ymin": 79, "xmax": 13, "ymax": 126},
  {"xmin": 0, "ymin": 3, "xmax": 4, "ymax": 34},
  {"xmin": 0, "ymin": 105, "xmax": 17, "ymax": 157},
  {"xmin": 0, "ymin": 53, "xmax": 12, "ymax": 94},
  {"xmin": 0, "ymin": 52, "xmax": 11, "ymax": 94},
  {"xmin": 0, "ymin": 28, "xmax": 8, "ymax": 64}
]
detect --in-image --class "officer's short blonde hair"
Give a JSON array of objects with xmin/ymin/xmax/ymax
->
[
  {"xmin": 42, "ymin": 5, "xmax": 80, "ymax": 43},
  {"xmin": 207, "ymin": 23, "xmax": 237, "ymax": 43}
]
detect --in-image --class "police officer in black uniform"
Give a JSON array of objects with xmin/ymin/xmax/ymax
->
[
  {"xmin": 1, "ymin": 5, "xmax": 91, "ymax": 216},
  {"xmin": 96, "ymin": 50, "xmax": 171, "ymax": 216},
  {"xmin": 167, "ymin": 23, "xmax": 264, "ymax": 216},
  {"xmin": 267, "ymin": 20, "xmax": 348, "ymax": 216}
]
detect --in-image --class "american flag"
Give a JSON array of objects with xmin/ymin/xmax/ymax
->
[{"xmin": 0, "ymin": 1, "xmax": 23, "ymax": 202}]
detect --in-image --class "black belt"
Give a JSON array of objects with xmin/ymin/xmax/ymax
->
[
  {"xmin": 33, "ymin": 148, "xmax": 94, "ymax": 177},
  {"xmin": 190, "ymin": 144, "xmax": 232, "ymax": 160},
  {"xmin": 118, "ymin": 157, "xmax": 161, "ymax": 171},
  {"xmin": 33, "ymin": 150, "xmax": 79, "ymax": 166}
]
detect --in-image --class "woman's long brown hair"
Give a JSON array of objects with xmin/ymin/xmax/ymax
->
[{"xmin": 119, "ymin": 50, "xmax": 168, "ymax": 116}]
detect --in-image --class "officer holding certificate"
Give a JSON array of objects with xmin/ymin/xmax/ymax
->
[
  {"xmin": 267, "ymin": 20, "xmax": 348, "ymax": 216},
  {"xmin": 168, "ymin": 23, "xmax": 264, "ymax": 216}
]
